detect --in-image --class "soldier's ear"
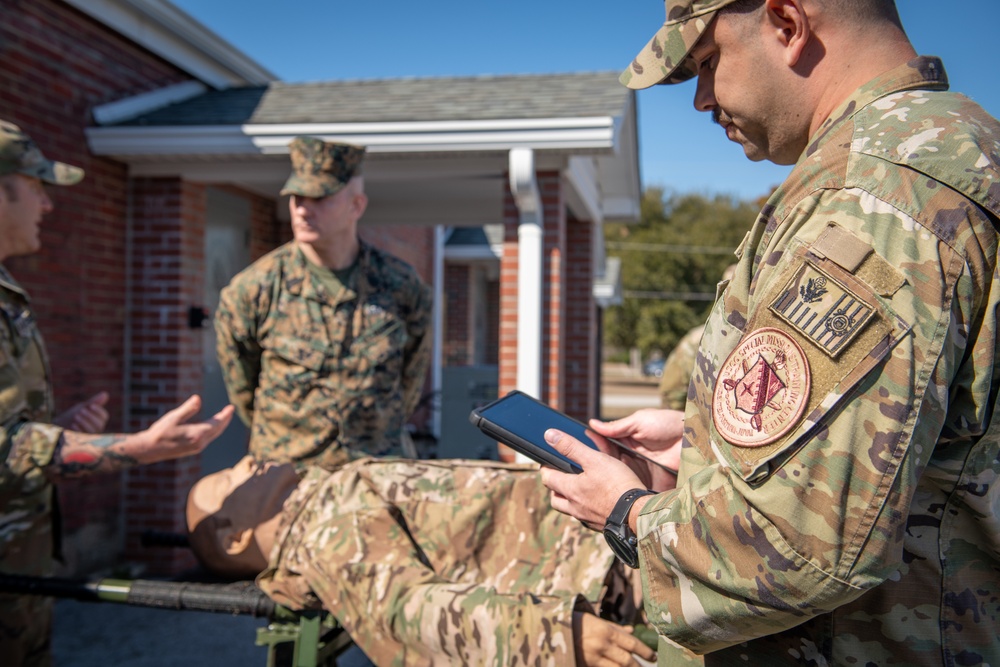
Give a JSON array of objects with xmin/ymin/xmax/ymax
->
[
  {"xmin": 352, "ymin": 191, "xmax": 368, "ymax": 219},
  {"xmin": 765, "ymin": 0, "xmax": 810, "ymax": 68},
  {"xmin": 221, "ymin": 526, "xmax": 255, "ymax": 556}
]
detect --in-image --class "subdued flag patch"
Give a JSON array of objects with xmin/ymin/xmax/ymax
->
[{"xmin": 769, "ymin": 262, "xmax": 875, "ymax": 358}]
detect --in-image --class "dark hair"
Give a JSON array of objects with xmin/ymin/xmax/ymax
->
[
  {"xmin": 721, "ymin": 0, "xmax": 902, "ymax": 27},
  {"xmin": 722, "ymin": 0, "xmax": 764, "ymax": 13}
]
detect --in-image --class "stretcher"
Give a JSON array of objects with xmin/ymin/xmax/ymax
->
[{"xmin": 0, "ymin": 530, "xmax": 354, "ymax": 667}]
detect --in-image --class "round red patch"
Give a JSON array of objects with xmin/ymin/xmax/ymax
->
[{"xmin": 713, "ymin": 328, "xmax": 810, "ymax": 448}]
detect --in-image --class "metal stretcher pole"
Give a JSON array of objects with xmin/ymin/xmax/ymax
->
[
  {"xmin": 0, "ymin": 574, "xmax": 276, "ymax": 616},
  {"xmin": 0, "ymin": 574, "xmax": 352, "ymax": 666}
]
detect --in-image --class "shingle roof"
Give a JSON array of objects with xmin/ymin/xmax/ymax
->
[{"xmin": 116, "ymin": 71, "xmax": 628, "ymax": 126}]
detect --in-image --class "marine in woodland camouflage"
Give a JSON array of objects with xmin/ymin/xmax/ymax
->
[
  {"xmin": 214, "ymin": 240, "xmax": 432, "ymax": 470},
  {"xmin": 0, "ymin": 264, "xmax": 66, "ymax": 664},
  {"xmin": 257, "ymin": 458, "xmax": 644, "ymax": 666},
  {"xmin": 637, "ymin": 57, "xmax": 1000, "ymax": 665}
]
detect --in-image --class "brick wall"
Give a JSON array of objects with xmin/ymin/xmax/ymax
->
[
  {"xmin": 496, "ymin": 173, "xmax": 599, "ymax": 461},
  {"xmin": 564, "ymin": 214, "xmax": 597, "ymax": 419},
  {"xmin": 121, "ymin": 178, "xmax": 207, "ymax": 572},
  {"xmin": 0, "ymin": 0, "xmax": 193, "ymax": 575},
  {"xmin": 225, "ymin": 184, "xmax": 285, "ymax": 262},
  {"xmin": 498, "ymin": 171, "xmax": 605, "ymax": 459},
  {"xmin": 541, "ymin": 174, "xmax": 567, "ymax": 409},
  {"xmin": 444, "ymin": 264, "xmax": 471, "ymax": 366}
]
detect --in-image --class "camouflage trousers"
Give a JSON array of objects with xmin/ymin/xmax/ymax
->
[
  {"xmin": 0, "ymin": 593, "xmax": 51, "ymax": 667},
  {"xmin": 0, "ymin": 524, "xmax": 54, "ymax": 667},
  {"xmin": 258, "ymin": 458, "xmax": 643, "ymax": 666}
]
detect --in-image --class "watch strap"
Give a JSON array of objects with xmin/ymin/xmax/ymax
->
[{"xmin": 606, "ymin": 488, "xmax": 655, "ymax": 528}]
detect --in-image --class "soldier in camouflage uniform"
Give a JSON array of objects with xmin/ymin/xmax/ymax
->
[
  {"xmin": 541, "ymin": 1, "xmax": 1000, "ymax": 665},
  {"xmin": 215, "ymin": 137, "xmax": 433, "ymax": 471},
  {"xmin": 186, "ymin": 456, "xmax": 657, "ymax": 666},
  {"xmin": 0, "ymin": 120, "xmax": 234, "ymax": 665}
]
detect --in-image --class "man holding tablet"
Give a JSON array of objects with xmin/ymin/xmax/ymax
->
[{"xmin": 541, "ymin": 0, "xmax": 1000, "ymax": 665}]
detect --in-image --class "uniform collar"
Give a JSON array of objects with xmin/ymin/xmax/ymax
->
[
  {"xmin": 286, "ymin": 240, "xmax": 373, "ymax": 303},
  {"xmin": 805, "ymin": 56, "xmax": 949, "ymax": 158},
  {"xmin": 0, "ymin": 262, "xmax": 29, "ymax": 300}
]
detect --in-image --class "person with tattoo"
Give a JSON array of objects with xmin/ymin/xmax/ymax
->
[{"xmin": 0, "ymin": 119, "xmax": 235, "ymax": 666}]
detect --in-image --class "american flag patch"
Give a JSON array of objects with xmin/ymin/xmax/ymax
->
[{"xmin": 769, "ymin": 262, "xmax": 874, "ymax": 358}]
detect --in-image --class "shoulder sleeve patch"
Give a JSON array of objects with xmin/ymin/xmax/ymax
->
[
  {"xmin": 711, "ymin": 241, "xmax": 911, "ymax": 483},
  {"xmin": 713, "ymin": 328, "xmax": 810, "ymax": 448}
]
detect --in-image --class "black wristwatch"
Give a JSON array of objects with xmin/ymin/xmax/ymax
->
[{"xmin": 603, "ymin": 488, "xmax": 655, "ymax": 568}]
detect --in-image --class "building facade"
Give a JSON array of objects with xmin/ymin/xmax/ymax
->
[{"xmin": 1, "ymin": 0, "xmax": 637, "ymax": 575}]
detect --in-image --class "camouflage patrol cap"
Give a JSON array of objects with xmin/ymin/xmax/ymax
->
[
  {"xmin": 620, "ymin": 0, "xmax": 740, "ymax": 90},
  {"xmin": 0, "ymin": 120, "xmax": 84, "ymax": 185},
  {"xmin": 280, "ymin": 136, "xmax": 366, "ymax": 198}
]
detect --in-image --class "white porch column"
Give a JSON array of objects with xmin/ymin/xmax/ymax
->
[{"xmin": 431, "ymin": 225, "xmax": 446, "ymax": 440}]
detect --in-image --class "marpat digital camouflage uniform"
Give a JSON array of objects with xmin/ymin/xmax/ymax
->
[
  {"xmin": 215, "ymin": 240, "xmax": 432, "ymax": 470},
  {"xmin": 636, "ymin": 58, "xmax": 1000, "ymax": 665},
  {"xmin": 258, "ymin": 458, "xmax": 645, "ymax": 666},
  {"xmin": 0, "ymin": 264, "xmax": 65, "ymax": 665}
]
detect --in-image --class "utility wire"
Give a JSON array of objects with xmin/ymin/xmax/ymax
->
[
  {"xmin": 623, "ymin": 290, "xmax": 716, "ymax": 301},
  {"xmin": 606, "ymin": 242, "xmax": 737, "ymax": 256}
]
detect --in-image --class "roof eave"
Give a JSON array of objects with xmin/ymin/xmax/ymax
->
[
  {"xmin": 85, "ymin": 117, "xmax": 624, "ymax": 155},
  {"xmin": 64, "ymin": 0, "xmax": 276, "ymax": 87}
]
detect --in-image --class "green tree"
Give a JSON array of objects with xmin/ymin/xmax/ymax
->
[{"xmin": 604, "ymin": 188, "xmax": 758, "ymax": 359}]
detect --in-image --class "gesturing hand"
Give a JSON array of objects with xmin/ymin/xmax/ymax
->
[
  {"xmin": 54, "ymin": 391, "xmax": 110, "ymax": 433},
  {"xmin": 135, "ymin": 395, "xmax": 235, "ymax": 465}
]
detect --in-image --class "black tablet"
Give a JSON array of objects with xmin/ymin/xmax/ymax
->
[{"xmin": 469, "ymin": 390, "xmax": 676, "ymax": 476}]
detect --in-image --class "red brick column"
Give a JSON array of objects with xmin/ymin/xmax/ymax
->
[
  {"xmin": 541, "ymin": 173, "xmax": 567, "ymax": 409},
  {"xmin": 444, "ymin": 264, "xmax": 472, "ymax": 366},
  {"xmin": 563, "ymin": 216, "xmax": 597, "ymax": 419},
  {"xmin": 500, "ymin": 171, "xmax": 563, "ymax": 402},
  {"xmin": 123, "ymin": 178, "xmax": 207, "ymax": 574}
]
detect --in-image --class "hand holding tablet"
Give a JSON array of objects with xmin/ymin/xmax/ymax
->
[{"xmin": 470, "ymin": 391, "xmax": 677, "ymax": 477}]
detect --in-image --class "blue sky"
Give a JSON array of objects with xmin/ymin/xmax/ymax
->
[{"xmin": 171, "ymin": 1, "xmax": 1000, "ymax": 202}]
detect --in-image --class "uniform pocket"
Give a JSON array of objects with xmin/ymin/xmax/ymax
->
[{"xmin": 269, "ymin": 335, "xmax": 330, "ymax": 373}]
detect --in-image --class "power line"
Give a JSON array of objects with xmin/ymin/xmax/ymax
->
[
  {"xmin": 606, "ymin": 242, "xmax": 737, "ymax": 256},
  {"xmin": 622, "ymin": 290, "xmax": 717, "ymax": 301}
]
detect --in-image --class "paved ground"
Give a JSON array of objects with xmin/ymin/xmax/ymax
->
[
  {"xmin": 52, "ymin": 600, "xmax": 270, "ymax": 666},
  {"xmin": 52, "ymin": 599, "xmax": 375, "ymax": 666},
  {"xmin": 51, "ymin": 364, "xmax": 659, "ymax": 665},
  {"xmin": 600, "ymin": 362, "xmax": 662, "ymax": 419}
]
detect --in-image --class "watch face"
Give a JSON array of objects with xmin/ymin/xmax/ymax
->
[{"xmin": 603, "ymin": 527, "xmax": 639, "ymax": 569}]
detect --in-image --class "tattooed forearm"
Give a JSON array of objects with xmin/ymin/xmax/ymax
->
[{"xmin": 47, "ymin": 432, "xmax": 139, "ymax": 479}]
